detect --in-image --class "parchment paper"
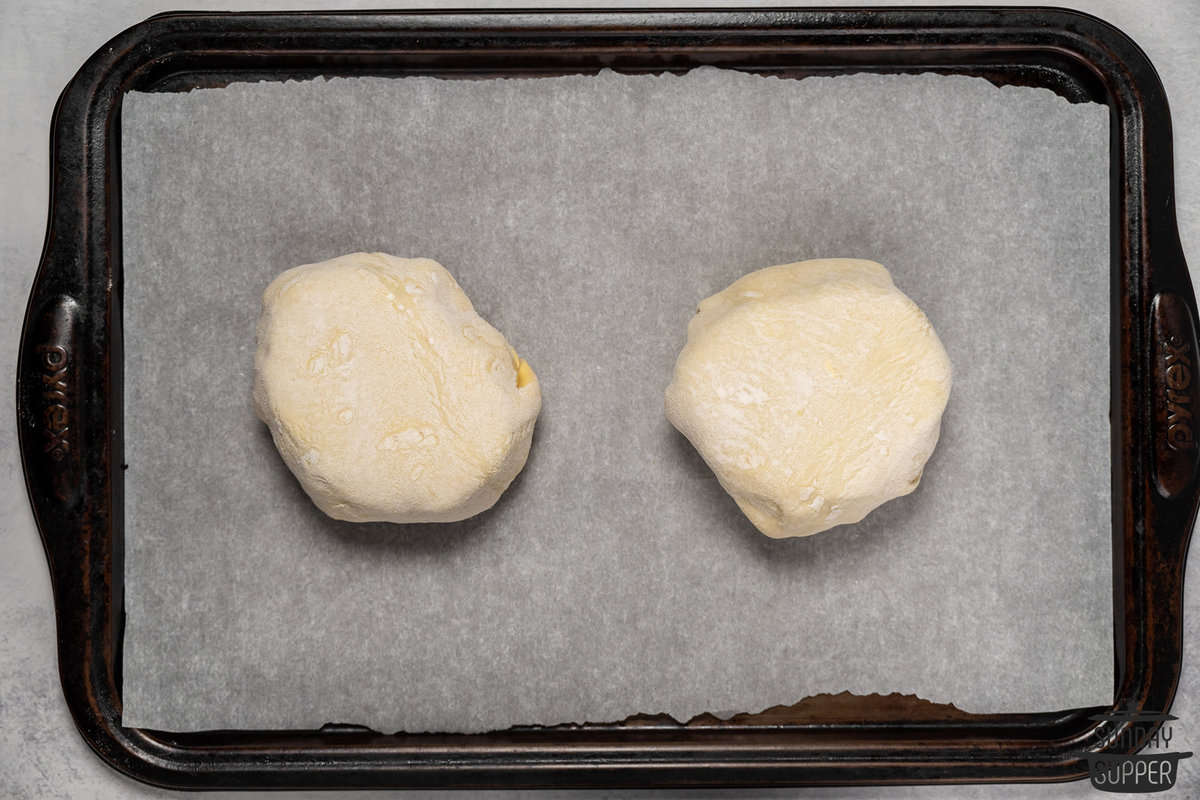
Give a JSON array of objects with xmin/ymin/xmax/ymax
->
[{"xmin": 121, "ymin": 68, "xmax": 1112, "ymax": 733}]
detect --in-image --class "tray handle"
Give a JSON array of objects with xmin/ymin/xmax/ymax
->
[
  {"xmin": 18, "ymin": 292, "xmax": 84, "ymax": 517},
  {"xmin": 1130, "ymin": 49, "xmax": 1197, "ymax": 726},
  {"xmin": 1142, "ymin": 100, "xmax": 1199, "ymax": 547},
  {"xmin": 16, "ymin": 200, "xmax": 130, "ymax": 770},
  {"xmin": 1150, "ymin": 291, "xmax": 1199, "ymax": 503}
]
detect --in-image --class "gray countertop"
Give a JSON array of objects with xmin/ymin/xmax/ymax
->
[{"xmin": 3, "ymin": 1, "xmax": 1198, "ymax": 797}]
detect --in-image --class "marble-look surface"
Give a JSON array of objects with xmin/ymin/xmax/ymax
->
[{"xmin": 2, "ymin": 1, "xmax": 1197, "ymax": 797}]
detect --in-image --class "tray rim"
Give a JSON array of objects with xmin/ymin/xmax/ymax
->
[{"xmin": 15, "ymin": 4, "xmax": 1197, "ymax": 790}]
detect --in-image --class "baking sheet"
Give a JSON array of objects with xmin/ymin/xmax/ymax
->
[{"xmin": 120, "ymin": 68, "xmax": 1112, "ymax": 733}]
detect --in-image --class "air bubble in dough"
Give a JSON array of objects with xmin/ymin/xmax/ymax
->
[
  {"xmin": 253, "ymin": 252, "xmax": 541, "ymax": 523},
  {"xmin": 665, "ymin": 258, "xmax": 952, "ymax": 538}
]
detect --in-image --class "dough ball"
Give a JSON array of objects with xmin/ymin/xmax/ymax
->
[
  {"xmin": 665, "ymin": 258, "xmax": 952, "ymax": 538},
  {"xmin": 253, "ymin": 252, "xmax": 541, "ymax": 523}
]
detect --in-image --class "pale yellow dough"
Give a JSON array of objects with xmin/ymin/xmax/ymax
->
[
  {"xmin": 665, "ymin": 258, "xmax": 952, "ymax": 538},
  {"xmin": 253, "ymin": 252, "xmax": 541, "ymax": 523}
]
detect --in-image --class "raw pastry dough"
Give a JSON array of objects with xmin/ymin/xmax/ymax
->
[
  {"xmin": 665, "ymin": 258, "xmax": 951, "ymax": 538},
  {"xmin": 253, "ymin": 252, "xmax": 541, "ymax": 523}
]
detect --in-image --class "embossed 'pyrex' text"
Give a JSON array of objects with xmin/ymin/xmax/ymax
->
[
  {"xmin": 36, "ymin": 344, "xmax": 70, "ymax": 460},
  {"xmin": 1165, "ymin": 335, "xmax": 1194, "ymax": 450}
]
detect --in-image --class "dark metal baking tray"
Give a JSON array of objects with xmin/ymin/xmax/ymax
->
[{"xmin": 15, "ymin": 6, "xmax": 1196, "ymax": 790}]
